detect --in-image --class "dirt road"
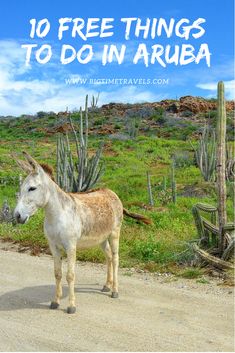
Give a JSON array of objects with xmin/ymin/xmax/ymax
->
[{"xmin": 0, "ymin": 246, "xmax": 234, "ymax": 352}]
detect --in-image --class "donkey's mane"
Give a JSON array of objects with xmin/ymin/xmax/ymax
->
[
  {"xmin": 40, "ymin": 162, "xmax": 103, "ymax": 194},
  {"xmin": 40, "ymin": 163, "xmax": 55, "ymax": 181},
  {"xmin": 76, "ymin": 188, "xmax": 103, "ymax": 194}
]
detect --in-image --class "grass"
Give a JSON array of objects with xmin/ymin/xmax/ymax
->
[
  {"xmin": 0, "ymin": 117, "xmax": 234, "ymax": 274},
  {"xmin": 179, "ymin": 268, "xmax": 203, "ymax": 279},
  {"xmin": 196, "ymin": 277, "xmax": 210, "ymax": 284}
]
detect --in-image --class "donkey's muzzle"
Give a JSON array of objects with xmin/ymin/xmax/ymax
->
[{"xmin": 14, "ymin": 211, "xmax": 28, "ymax": 224}]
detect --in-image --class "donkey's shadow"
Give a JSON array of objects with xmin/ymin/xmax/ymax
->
[{"xmin": 0, "ymin": 283, "xmax": 108, "ymax": 311}]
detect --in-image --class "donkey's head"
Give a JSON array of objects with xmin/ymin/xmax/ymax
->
[{"xmin": 14, "ymin": 152, "xmax": 51, "ymax": 224}]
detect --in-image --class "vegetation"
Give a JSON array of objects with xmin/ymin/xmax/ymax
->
[
  {"xmin": 0, "ymin": 96, "xmax": 234, "ymax": 274},
  {"xmin": 56, "ymin": 96, "xmax": 104, "ymax": 192},
  {"xmin": 191, "ymin": 125, "xmax": 216, "ymax": 182},
  {"xmin": 192, "ymin": 82, "xmax": 235, "ymax": 269}
]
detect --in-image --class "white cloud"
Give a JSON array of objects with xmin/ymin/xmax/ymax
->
[
  {"xmin": 99, "ymin": 86, "xmax": 166, "ymax": 104},
  {"xmin": 196, "ymin": 80, "xmax": 235, "ymax": 100},
  {"xmin": 0, "ymin": 40, "xmax": 167, "ymax": 116}
]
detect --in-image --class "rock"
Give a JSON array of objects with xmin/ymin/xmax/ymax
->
[
  {"xmin": 166, "ymin": 102, "xmax": 180, "ymax": 113},
  {"xmin": 179, "ymin": 96, "xmax": 234, "ymax": 114},
  {"xmin": 100, "ymin": 97, "xmax": 234, "ymax": 118}
]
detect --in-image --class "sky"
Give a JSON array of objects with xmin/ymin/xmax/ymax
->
[{"xmin": 0, "ymin": 0, "xmax": 234, "ymax": 116}]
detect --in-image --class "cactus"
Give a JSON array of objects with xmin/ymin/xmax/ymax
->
[
  {"xmin": 225, "ymin": 143, "xmax": 235, "ymax": 181},
  {"xmin": 90, "ymin": 93, "xmax": 100, "ymax": 110},
  {"xmin": 56, "ymin": 95, "xmax": 105, "ymax": 192},
  {"xmin": 56, "ymin": 133, "xmax": 76, "ymax": 192},
  {"xmin": 146, "ymin": 171, "xmax": 154, "ymax": 206},
  {"xmin": 216, "ymin": 81, "xmax": 227, "ymax": 253},
  {"xmin": 191, "ymin": 125, "xmax": 216, "ymax": 182},
  {"xmin": 227, "ymin": 181, "xmax": 235, "ymax": 210},
  {"xmin": 126, "ymin": 116, "xmax": 140, "ymax": 139},
  {"xmin": 171, "ymin": 159, "xmax": 177, "ymax": 203},
  {"xmin": 192, "ymin": 203, "xmax": 218, "ymax": 247},
  {"xmin": 162, "ymin": 176, "xmax": 167, "ymax": 191},
  {"xmin": 191, "ymin": 82, "xmax": 235, "ymax": 264}
]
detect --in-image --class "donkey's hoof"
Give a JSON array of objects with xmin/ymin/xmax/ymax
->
[
  {"xmin": 67, "ymin": 306, "xmax": 76, "ymax": 314},
  {"xmin": 101, "ymin": 285, "xmax": 111, "ymax": 292},
  {"xmin": 50, "ymin": 301, "xmax": 59, "ymax": 310},
  {"xmin": 111, "ymin": 292, "xmax": 119, "ymax": 299}
]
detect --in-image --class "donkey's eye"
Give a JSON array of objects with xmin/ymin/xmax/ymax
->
[{"xmin": 28, "ymin": 187, "xmax": 37, "ymax": 192}]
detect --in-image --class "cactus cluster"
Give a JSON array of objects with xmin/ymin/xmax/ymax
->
[
  {"xmin": 192, "ymin": 124, "xmax": 233, "ymax": 183},
  {"xmin": 147, "ymin": 161, "xmax": 177, "ymax": 206},
  {"xmin": 56, "ymin": 133, "xmax": 75, "ymax": 192},
  {"xmin": 90, "ymin": 93, "xmax": 100, "ymax": 110},
  {"xmin": 125, "ymin": 116, "xmax": 140, "ymax": 139},
  {"xmin": 56, "ymin": 95, "xmax": 105, "ymax": 192},
  {"xmin": 191, "ymin": 125, "xmax": 216, "ymax": 182}
]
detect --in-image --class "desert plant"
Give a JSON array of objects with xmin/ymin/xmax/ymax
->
[
  {"xmin": 181, "ymin": 110, "xmax": 193, "ymax": 117},
  {"xmin": 156, "ymin": 172, "xmax": 176, "ymax": 206},
  {"xmin": 216, "ymin": 81, "xmax": 227, "ymax": 253},
  {"xmin": 191, "ymin": 82, "xmax": 235, "ymax": 268},
  {"xmin": 56, "ymin": 95, "xmax": 105, "ymax": 192},
  {"xmin": 174, "ymin": 152, "xmax": 195, "ymax": 168},
  {"xmin": 90, "ymin": 93, "xmax": 100, "ymax": 110},
  {"xmin": 157, "ymin": 189, "xmax": 172, "ymax": 205},
  {"xmin": 146, "ymin": 171, "xmax": 154, "ymax": 206},
  {"xmin": 227, "ymin": 181, "xmax": 235, "ymax": 209},
  {"xmin": 56, "ymin": 133, "xmax": 76, "ymax": 192},
  {"xmin": 171, "ymin": 159, "xmax": 177, "ymax": 203},
  {"xmin": 162, "ymin": 176, "xmax": 167, "ymax": 191},
  {"xmin": 125, "ymin": 116, "xmax": 140, "ymax": 139},
  {"xmin": 225, "ymin": 144, "xmax": 235, "ymax": 181},
  {"xmin": 191, "ymin": 125, "xmax": 216, "ymax": 182}
]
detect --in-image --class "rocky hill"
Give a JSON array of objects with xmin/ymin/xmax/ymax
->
[
  {"xmin": 100, "ymin": 96, "xmax": 234, "ymax": 117},
  {"xmin": 0, "ymin": 95, "xmax": 234, "ymax": 141}
]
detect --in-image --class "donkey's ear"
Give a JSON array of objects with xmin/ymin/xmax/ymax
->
[
  {"xmin": 22, "ymin": 151, "xmax": 40, "ymax": 173},
  {"xmin": 13, "ymin": 157, "xmax": 33, "ymax": 173}
]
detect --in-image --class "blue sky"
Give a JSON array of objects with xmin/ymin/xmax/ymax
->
[{"xmin": 0, "ymin": 0, "xmax": 234, "ymax": 115}]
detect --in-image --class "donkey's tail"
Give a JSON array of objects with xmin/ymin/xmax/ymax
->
[{"xmin": 123, "ymin": 208, "xmax": 152, "ymax": 225}]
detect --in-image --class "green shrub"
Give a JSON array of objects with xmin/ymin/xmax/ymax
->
[
  {"xmin": 174, "ymin": 152, "xmax": 195, "ymax": 168},
  {"xmin": 179, "ymin": 268, "xmax": 203, "ymax": 279},
  {"xmin": 181, "ymin": 110, "xmax": 194, "ymax": 117},
  {"xmin": 94, "ymin": 118, "xmax": 105, "ymax": 126}
]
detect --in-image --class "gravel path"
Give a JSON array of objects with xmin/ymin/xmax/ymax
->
[{"xmin": 0, "ymin": 246, "xmax": 234, "ymax": 352}]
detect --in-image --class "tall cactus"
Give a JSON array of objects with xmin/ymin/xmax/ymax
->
[
  {"xmin": 162, "ymin": 176, "xmax": 167, "ymax": 191},
  {"xmin": 56, "ymin": 95, "xmax": 105, "ymax": 192},
  {"xmin": 171, "ymin": 159, "xmax": 177, "ymax": 203},
  {"xmin": 216, "ymin": 81, "xmax": 227, "ymax": 253},
  {"xmin": 146, "ymin": 171, "xmax": 154, "ymax": 206},
  {"xmin": 191, "ymin": 125, "xmax": 216, "ymax": 182}
]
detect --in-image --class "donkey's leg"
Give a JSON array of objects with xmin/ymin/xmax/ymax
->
[
  {"xmin": 49, "ymin": 245, "xmax": 62, "ymax": 310},
  {"xmin": 66, "ymin": 247, "xmax": 77, "ymax": 314},
  {"xmin": 100, "ymin": 239, "xmax": 113, "ymax": 292},
  {"xmin": 109, "ymin": 227, "xmax": 121, "ymax": 299}
]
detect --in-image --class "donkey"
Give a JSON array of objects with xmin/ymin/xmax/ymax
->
[{"xmin": 14, "ymin": 152, "xmax": 151, "ymax": 314}]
